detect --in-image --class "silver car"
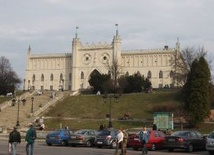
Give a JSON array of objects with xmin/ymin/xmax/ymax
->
[{"xmin": 206, "ymin": 131, "xmax": 214, "ymax": 155}]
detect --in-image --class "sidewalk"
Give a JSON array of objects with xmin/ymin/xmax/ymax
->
[{"xmin": 0, "ymin": 128, "xmax": 47, "ymax": 141}]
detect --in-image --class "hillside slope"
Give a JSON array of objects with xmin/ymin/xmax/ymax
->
[{"xmin": 44, "ymin": 91, "xmax": 179, "ymax": 120}]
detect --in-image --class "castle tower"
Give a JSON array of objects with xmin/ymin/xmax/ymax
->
[
  {"xmin": 112, "ymin": 24, "xmax": 122, "ymax": 65},
  {"xmin": 71, "ymin": 27, "xmax": 81, "ymax": 91}
]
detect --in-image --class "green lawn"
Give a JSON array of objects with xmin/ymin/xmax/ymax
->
[
  {"xmin": 45, "ymin": 91, "xmax": 179, "ymax": 119},
  {"xmin": 30, "ymin": 90, "xmax": 214, "ymax": 133},
  {"xmin": 44, "ymin": 91, "xmax": 181, "ymax": 130}
]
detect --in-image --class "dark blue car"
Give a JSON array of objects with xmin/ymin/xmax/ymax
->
[{"xmin": 46, "ymin": 129, "xmax": 72, "ymax": 146}]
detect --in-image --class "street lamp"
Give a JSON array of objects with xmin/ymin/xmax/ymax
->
[
  {"xmin": 31, "ymin": 97, "xmax": 34, "ymax": 113},
  {"xmin": 103, "ymin": 94, "xmax": 119, "ymax": 128},
  {"xmin": 12, "ymin": 97, "xmax": 26, "ymax": 127}
]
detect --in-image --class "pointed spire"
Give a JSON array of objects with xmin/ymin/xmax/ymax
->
[
  {"xmin": 28, "ymin": 45, "xmax": 31, "ymax": 51},
  {"xmin": 115, "ymin": 24, "xmax": 118, "ymax": 36},
  {"xmin": 28, "ymin": 45, "xmax": 31, "ymax": 54},
  {"xmin": 176, "ymin": 37, "xmax": 180, "ymax": 51},
  {"xmin": 75, "ymin": 26, "xmax": 79, "ymax": 38}
]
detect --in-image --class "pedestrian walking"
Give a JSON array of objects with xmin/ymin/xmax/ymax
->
[
  {"xmin": 25, "ymin": 123, "xmax": 37, "ymax": 155},
  {"xmin": 114, "ymin": 129, "xmax": 123, "ymax": 155},
  {"xmin": 9, "ymin": 127, "xmax": 21, "ymax": 155},
  {"xmin": 121, "ymin": 128, "xmax": 128, "ymax": 155},
  {"xmin": 139, "ymin": 126, "xmax": 150, "ymax": 155}
]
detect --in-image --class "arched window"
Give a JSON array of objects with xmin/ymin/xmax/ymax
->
[
  {"xmin": 69, "ymin": 73, "xmax": 71, "ymax": 81},
  {"xmin": 137, "ymin": 71, "xmax": 141, "ymax": 76},
  {"xmin": 32, "ymin": 74, "xmax": 35, "ymax": 82},
  {"xmin": 60, "ymin": 73, "xmax": 63, "ymax": 81},
  {"xmin": 147, "ymin": 71, "xmax": 152, "ymax": 79},
  {"xmin": 50, "ymin": 74, "xmax": 54, "ymax": 81},
  {"xmin": 159, "ymin": 70, "xmax": 163, "ymax": 79},
  {"xmin": 170, "ymin": 71, "xmax": 174, "ymax": 78},
  {"xmin": 125, "ymin": 71, "xmax": 129, "ymax": 77},
  {"xmin": 41, "ymin": 74, "xmax": 44, "ymax": 81},
  {"xmin": 81, "ymin": 72, "xmax": 84, "ymax": 79}
]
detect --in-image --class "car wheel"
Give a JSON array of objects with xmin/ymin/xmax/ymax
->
[
  {"xmin": 110, "ymin": 141, "xmax": 117, "ymax": 149},
  {"xmin": 186, "ymin": 144, "xmax": 193, "ymax": 152},
  {"xmin": 150, "ymin": 143, "xmax": 156, "ymax": 151},
  {"xmin": 168, "ymin": 148, "xmax": 174, "ymax": 152},
  {"xmin": 62, "ymin": 140, "xmax": 68, "ymax": 146},
  {"xmin": 209, "ymin": 150, "xmax": 214, "ymax": 155},
  {"xmin": 97, "ymin": 145, "xmax": 102, "ymax": 148},
  {"xmin": 47, "ymin": 143, "xmax": 52, "ymax": 146},
  {"xmin": 86, "ymin": 141, "xmax": 92, "ymax": 147}
]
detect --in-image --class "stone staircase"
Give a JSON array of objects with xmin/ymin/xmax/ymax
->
[{"xmin": 0, "ymin": 90, "xmax": 67, "ymax": 129}]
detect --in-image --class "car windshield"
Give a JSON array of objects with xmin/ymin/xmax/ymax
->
[
  {"xmin": 97, "ymin": 130, "xmax": 111, "ymax": 136},
  {"xmin": 74, "ymin": 130, "xmax": 87, "ymax": 134},
  {"xmin": 171, "ymin": 131, "xmax": 189, "ymax": 137},
  {"xmin": 50, "ymin": 130, "xmax": 60, "ymax": 135},
  {"xmin": 208, "ymin": 132, "xmax": 214, "ymax": 138}
]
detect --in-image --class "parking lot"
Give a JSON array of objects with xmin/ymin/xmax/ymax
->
[{"xmin": 0, "ymin": 139, "xmax": 209, "ymax": 155}]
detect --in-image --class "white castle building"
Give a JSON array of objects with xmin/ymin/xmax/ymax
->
[{"xmin": 24, "ymin": 28, "xmax": 180, "ymax": 92}]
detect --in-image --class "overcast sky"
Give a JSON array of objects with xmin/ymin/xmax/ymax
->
[{"xmin": 1, "ymin": 0, "xmax": 214, "ymax": 82}]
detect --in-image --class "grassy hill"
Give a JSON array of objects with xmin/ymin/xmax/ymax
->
[
  {"xmin": 45, "ymin": 91, "xmax": 179, "ymax": 119},
  {"xmin": 44, "ymin": 90, "xmax": 181, "ymax": 130}
]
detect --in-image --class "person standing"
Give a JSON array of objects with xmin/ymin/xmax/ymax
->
[
  {"xmin": 152, "ymin": 123, "xmax": 157, "ymax": 130},
  {"xmin": 114, "ymin": 129, "xmax": 124, "ymax": 155},
  {"xmin": 25, "ymin": 123, "xmax": 37, "ymax": 155},
  {"xmin": 139, "ymin": 126, "xmax": 150, "ymax": 155},
  {"xmin": 9, "ymin": 127, "xmax": 21, "ymax": 155},
  {"xmin": 121, "ymin": 128, "xmax": 128, "ymax": 155}
]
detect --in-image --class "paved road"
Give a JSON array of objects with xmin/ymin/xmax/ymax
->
[{"xmin": 0, "ymin": 140, "xmax": 209, "ymax": 155}]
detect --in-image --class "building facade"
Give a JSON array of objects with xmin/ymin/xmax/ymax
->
[{"xmin": 24, "ymin": 30, "xmax": 180, "ymax": 92}]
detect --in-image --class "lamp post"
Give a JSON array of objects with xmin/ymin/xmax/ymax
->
[
  {"xmin": 103, "ymin": 94, "xmax": 119, "ymax": 128},
  {"xmin": 31, "ymin": 97, "xmax": 34, "ymax": 113},
  {"xmin": 12, "ymin": 97, "xmax": 26, "ymax": 127}
]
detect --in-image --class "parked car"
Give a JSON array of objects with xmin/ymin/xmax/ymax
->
[
  {"xmin": 127, "ymin": 128, "xmax": 166, "ymax": 151},
  {"xmin": 95, "ymin": 128, "xmax": 118, "ymax": 148},
  {"xmin": 69, "ymin": 129, "xmax": 98, "ymax": 147},
  {"xmin": 46, "ymin": 129, "xmax": 72, "ymax": 146},
  {"xmin": 164, "ymin": 130, "xmax": 206, "ymax": 152},
  {"xmin": 206, "ymin": 131, "xmax": 214, "ymax": 155}
]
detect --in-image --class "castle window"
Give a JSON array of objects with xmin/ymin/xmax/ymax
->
[
  {"xmin": 50, "ymin": 74, "xmax": 54, "ymax": 81},
  {"xmin": 170, "ymin": 71, "xmax": 174, "ymax": 78},
  {"xmin": 81, "ymin": 72, "xmax": 84, "ymax": 79},
  {"xmin": 60, "ymin": 73, "xmax": 63, "ymax": 81},
  {"xmin": 69, "ymin": 73, "xmax": 71, "ymax": 81},
  {"xmin": 125, "ymin": 71, "xmax": 129, "ymax": 77},
  {"xmin": 147, "ymin": 71, "xmax": 152, "ymax": 79},
  {"xmin": 41, "ymin": 74, "xmax": 44, "ymax": 81},
  {"xmin": 32, "ymin": 74, "xmax": 35, "ymax": 82},
  {"xmin": 159, "ymin": 71, "xmax": 163, "ymax": 79}
]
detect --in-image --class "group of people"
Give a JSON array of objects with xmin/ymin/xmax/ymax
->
[
  {"xmin": 9, "ymin": 123, "xmax": 151, "ymax": 155},
  {"xmin": 114, "ymin": 128, "xmax": 128, "ymax": 155},
  {"xmin": 115, "ymin": 126, "xmax": 150, "ymax": 155},
  {"xmin": 8, "ymin": 123, "xmax": 37, "ymax": 155}
]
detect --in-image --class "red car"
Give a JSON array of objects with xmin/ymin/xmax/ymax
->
[{"xmin": 127, "ymin": 129, "xmax": 166, "ymax": 151}]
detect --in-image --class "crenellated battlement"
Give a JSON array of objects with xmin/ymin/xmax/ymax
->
[
  {"xmin": 79, "ymin": 42, "xmax": 112, "ymax": 49},
  {"xmin": 122, "ymin": 48, "xmax": 175, "ymax": 54}
]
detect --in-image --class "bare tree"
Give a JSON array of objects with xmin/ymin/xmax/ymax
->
[
  {"xmin": 105, "ymin": 58, "xmax": 123, "ymax": 93},
  {"xmin": 0, "ymin": 56, "xmax": 21, "ymax": 95},
  {"xmin": 171, "ymin": 46, "xmax": 212, "ymax": 87}
]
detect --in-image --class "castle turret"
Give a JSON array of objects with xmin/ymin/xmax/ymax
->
[
  {"xmin": 71, "ymin": 27, "xmax": 81, "ymax": 91},
  {"xmin": 112, "ymin": 24, "xmax": 122, "ymax": 65}
]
